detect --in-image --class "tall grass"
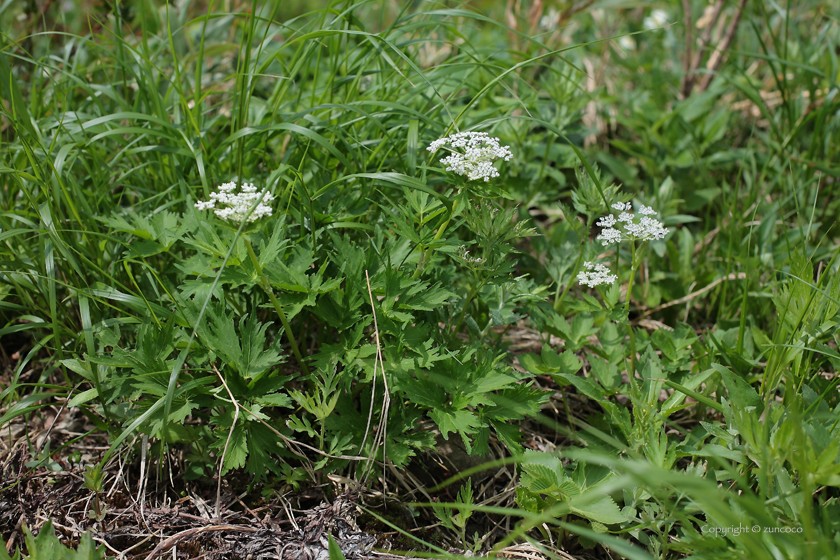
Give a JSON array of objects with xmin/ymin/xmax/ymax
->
[{"xmin": 2, "ymin": 0, "xmax": 840, "ymax": 558}]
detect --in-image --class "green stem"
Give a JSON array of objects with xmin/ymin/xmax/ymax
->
[
  {"xmin": 554, "ymin": 244, "xmax": 586, "ymax": 311},
  {"xmin": 413, "ymin": 197, "xmax": 459, "ymax": 279},
  {"xmin": 244, "ymin": 239, "xmax": 310, "ymax": 376},
  {"xmin": 452, "ymin": 277, "xmax": 484, "ymax": 340},
  {"xmin": 625, "ymin": 241, "xmax": 638, "ymax": 394}
]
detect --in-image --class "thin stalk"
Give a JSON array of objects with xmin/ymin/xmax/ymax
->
[
  {"xmin": 554, "ymin": 245, "xmax": 586, "ymax": 311},
  {"xmin": 452, "ymin": 274, "xmax": 487, "ymax": 340},
  {"xmin": 413, "ymin": 197, "xmax": 459, "ymax": 279},
  {"xmin": 244, "ymin": 239, "xmax": 310, "ymax": 376},
  {"xmin": 625, "ymin": 241, "xmax": 639, "ymax": 394}
]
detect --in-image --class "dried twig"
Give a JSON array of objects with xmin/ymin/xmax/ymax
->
[
  {"xmin": 698, "ymin": 0, "xmax": 749, "ymax": 93},
  {"xmin": 212, "ymin": 363, "xmax": 240, "ymax": 521},
  {"xmin": 137, "ymin": 434, "xmax": 149, "ymax": 525},
  {"xmin": 681, "ymin": 0, "xmax": 693, "ymax": 89},
  {"xmin": 682, "ymin": 0, "xmax": 725, "ymax": 96},
  {"xmin": 361, "ymin": 270, "xmax": 391, "ymax": 493},
  {"xmin": 145, "ymin": 524, "xmax": 258, "ymax": 560},
  {"xmin": 640, "ymin": 272, "xmax": 747, "ymax": 318}
]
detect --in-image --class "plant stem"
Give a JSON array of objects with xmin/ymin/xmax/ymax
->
[
  {"xmin": 554, "ymin": 244, "xmax": 586, "ymax": 311},
  {"xmin": 452, "ymin": 276, "xmax": 485, "ymax": 340},
  {"xmin": 625, "ymin": 241, "xmax": 639, "ymax": 394},
  {"xmin": 244, "ymin": 238, "xmax": 310, "ymax": 376},
  {"xmin": 413, "ymin": 197, "xmax": 459, "ymax": 279}
]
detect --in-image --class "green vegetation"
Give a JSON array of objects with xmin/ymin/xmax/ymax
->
[{"xmin": 1, "ymin": 0, "xmax": 839, "ymax": 558}]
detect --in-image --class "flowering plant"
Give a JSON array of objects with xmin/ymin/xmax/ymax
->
[
  {"xmin": 427, "ymin": 131, "xmax": 513, "ymax": 182},
  {"xmin": 596, "ymin": 202, "xmax": 669, "ymax": 246},
  {"xmin": 194, "ymin": 181, "xmax": 275, "ymax": 224},
  {"xmin": 577, "ymin": 261, "xmax": 618, "ymax": 288}
]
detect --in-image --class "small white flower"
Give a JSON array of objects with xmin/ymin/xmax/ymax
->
[
  {"xmin": 194, "ymin": 181, "xmax": 275, "ymax": 224},
  {"xmin": 644, "ymin": 9, "xmax": 669, "ymax": 30},
  {"xmin": 597, "ymin": 227, "xmax": 623, "ymax": 246},
  {"xmin": 428, "ymin": 131, "xmax": 513, "ymax": 182},
  {"xmin": 597, "ymin": 214, "xmax": 617, "ymax": 228},
  {"xmin": 578, "ymin": 261, "xmax": 618, "ymax": 288},
  {"xmin": 596, "ymin": 203, "xmax": 669, "ymax": 245},
  {"xmin": 618, "ymin": 36, "xmax": 636, "ymax": 51}
]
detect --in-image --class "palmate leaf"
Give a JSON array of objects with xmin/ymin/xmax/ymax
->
[
  {"xmin": 218, "ymin": 423, "xmax": 248, "ymax": 475},
  {"xmin": 518, "ymin": 345, "xmax": 581, "ymax": 375},
  {"xmin": 199, "ymin": 308, "xmax": 284, "ymax": 381},
  {"xmin": 378, "ymin": 267, "xmax": 454, "ymax": 322},
  {"xmin": 99, "ymin": 209, "xmax": 189, "ymax": 255},
  {"xmin": 401, "ymin": 375, "xmax": 447, "ymax": 408},
  {"xmin": 258, "ymin": 216, "xmax": 289, "ymax": 267},
  {"xmin": 265, "ymin": 243, "xmax": 314, "ymax": 290},
  {"xmin": 519, "ymin": 450, "xmax": 627, "ymax": 526},
  {"xmin": 185, "ymin": 222, "xmax": 245, "ymax": 262},
  {"xmin": 487, "ymin": 384, "xmax": 547, "ymax": 420},
  {"xmin": 430, "ymin": 408, "xmax": 479, "ymax": 441},
  {"xmin": 212, "ymin": 413, "xmax": 287, "ymax": 481}
]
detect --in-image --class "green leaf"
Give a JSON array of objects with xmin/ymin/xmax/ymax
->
[
  {"xmin": 22, "ymin": 520, "xmax": 105, "ymax": 560},
  {"xmin": 68, "ymin": 388, "xmax": 99, "ymax": 408},
  {"xmin": 219, "ymin": 424, "xmax": 248, "ymax": 475},
  {"xmin": 253, "ymin": 392, "xmax": 293, "ymax": 408},
  {"xmin": 430, "ymin": 408, "xmax": 479, "ymax": 441},
  {"xmin": 713, "ymin": 363, "xmax": 763, "ymax": 414},
  {"xmin": 201, "ymin": 310, "xmax": 283, "ymax": 380},
  {"xmin": 518, "ymin": 352, "xmax": 544, "ymax": 374},
  {"xmin": 588, "ymin": 355, "xmax": 621, "ymax": 390},
  {"xmin": 569, "ymin": 492, "xmax": 627, "ymax": 525},
  {"xmin": 328, "ymin": 536, "xmax": 347, "ymax": 560}
]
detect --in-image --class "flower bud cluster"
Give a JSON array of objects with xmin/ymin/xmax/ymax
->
[
  {"xmin": 577, "ymin": 261, "xmax": 617, "ymax": 288},
  {"xmin": 194, "ymin": 181, "xmax": 275, "ymax": 224},
  {"xmin": 458, "ymin": 245, "xmax": 486, "ymax": 265},
  {"xmin": 596, "ymin": 202, "xmax": 669, "ymax": 246},
  {"xmin": 427, "ymin": 131, "xmax": 513, "ymax": 182}
]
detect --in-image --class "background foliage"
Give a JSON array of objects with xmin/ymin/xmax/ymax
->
[{"xmin": 1, "ymin": 0, "xmax": 839, "ymax": 558}]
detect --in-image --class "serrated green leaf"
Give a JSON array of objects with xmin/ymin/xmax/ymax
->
[
  {"xmin": 219, "ymin": 424, "xmax": 248, "ymax": 475},
  {"xmin": 430, "ymin": 408, "xmax": 479, "ymax": 440},
  {"xmin": 253, "ymin": 392, "xmax": 293, "ymax": 408},
  {"xmin": 569, "ymin": 492, "xmax": 627, "ymax": 525},
  {"xmin": 589, "ymin": 355, "xmax": 621, "ymax": 390}
]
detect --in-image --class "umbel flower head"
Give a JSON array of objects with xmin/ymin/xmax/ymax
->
[
  {"xmin": 194, "ymin": 181, "xmax": 274, "ymax": 224},
  {"xmin": 596, "ymin": 202, "xmax": 669, "ymax": 246},
  {"xmin": 578, "ymin": 261, "xmax": 618, "ymax": 288},
  {"xmin": 427, "ymin": 131, "xmax": 513, "ymax": 182}
]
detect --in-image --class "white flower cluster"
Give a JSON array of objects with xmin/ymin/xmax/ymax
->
[
  {"xmin": 578, "ymin": 261, "xmax": 618, "ymax": 288},
  {"xmin": 458, "ymin": 245, "xmax": 486, "ymax": 265},
  {"xmin": 194, "ymin": 181, "xmax": 275, "ymax": 224},
  {"xmin": 427, "ymin": 131, "xmax": 513, "ymax": 182},
  {"xmin": 643, "ymin": 9, "xmax": 669, "ymax": 30},
  {"xmin": 596, "ymin": 202, "xmax": 669, "ymax": 246}
]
